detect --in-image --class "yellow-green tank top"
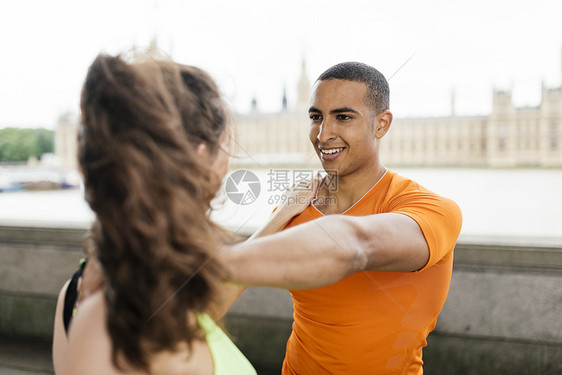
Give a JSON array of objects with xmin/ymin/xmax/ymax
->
[{"xmin": 197, "ymin": 314, "xmax": 257, "ymax": 375}]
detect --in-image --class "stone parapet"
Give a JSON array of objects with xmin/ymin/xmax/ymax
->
[{"xmin": 0, "ymin": 225, "xmax": 560, "ymax": 373}]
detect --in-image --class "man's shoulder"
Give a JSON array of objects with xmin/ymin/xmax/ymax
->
[
  {"xmin": 386, "ymin": 170, "xmax": 443, "ymax": 195},
  {"xmin": 384, "ymin": 170, "xmax": 460, "ymax": 212},
  {"xmin": 385, "ymin": 170, "xmax": 426, "ymax": 194}
]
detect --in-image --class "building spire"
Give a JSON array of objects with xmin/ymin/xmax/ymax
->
[
  {"xmin": 296, "ymin": 58, "xmax": 311, "ymax": 111},
  {"xmin": 148, "ymin": 35, "xmax": 159, "ymax": 55},
  {"xmin": 450, "ymin": 87, "xmax": 456, "ymax": 116},
  {"xmin": 282, "ymin": 86, "xmax": 288, "ymax": 111},
  {"xmin": 251, "ymin": 97, "xmax": 258, "ymax": 112},
  {"xmin": 131, "ymin": 35, "xmax": 171, "ymax": 62}
]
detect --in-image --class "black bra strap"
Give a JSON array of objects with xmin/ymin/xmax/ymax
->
[{"xmin": 62, "ymin": 258, "xmax": 87, "ymax": 334}]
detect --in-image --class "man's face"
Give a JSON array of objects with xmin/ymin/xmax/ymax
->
[{"xmin": 309, "ymin": 79, "xmax": 378, "ymax": 177}]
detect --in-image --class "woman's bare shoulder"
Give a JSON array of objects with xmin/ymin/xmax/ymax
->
[
  {"xmin": 60, "ymin": 292, "xmax": 128, "ymax": 375},
  {"xmin": 61, "ymin": 292, "xmax": 213, "ymax": 375}
]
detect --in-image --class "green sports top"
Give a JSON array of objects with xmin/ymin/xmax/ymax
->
[{"xmin": 198, "ymin": 314, "xmax": 257, "ymax": 375}]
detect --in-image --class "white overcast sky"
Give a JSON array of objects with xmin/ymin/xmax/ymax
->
[{"xmin": 1, "ymin": 0, "xmax": 561, "ymax": 129}]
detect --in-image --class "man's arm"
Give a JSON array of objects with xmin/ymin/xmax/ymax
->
[{"xmin": 222, "ymin": 213, "xmax": 429, "ymax": 290}]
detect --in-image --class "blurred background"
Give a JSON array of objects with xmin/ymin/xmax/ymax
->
[
  {"xmin": 0, "ymin": 1, "xmax": 560, "ymax": 374},
  {"xmin": 1, "ymin": 0, "xmax": 562, "ymax": 237}
]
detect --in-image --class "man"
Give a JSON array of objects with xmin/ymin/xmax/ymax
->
[{"xmin": 225, "ymin": 62, "xmax": 462, "ymax": 374}]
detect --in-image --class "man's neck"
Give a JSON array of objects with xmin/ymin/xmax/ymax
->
[{"xmin": 316, "ymin": 162, "xmax": 387, "ymax": 215}]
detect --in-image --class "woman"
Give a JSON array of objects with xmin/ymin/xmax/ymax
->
[{"xmin": 55, "ymin": 54, "xmax": 317, "ymax": 375}]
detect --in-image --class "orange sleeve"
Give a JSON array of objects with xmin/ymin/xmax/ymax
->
[{"xmin": 388, "ymin": 185, "xmax": 462, "ymax": 271}]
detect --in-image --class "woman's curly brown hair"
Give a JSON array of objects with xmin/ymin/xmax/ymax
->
[{"xmin": 78, "ymin": 54, "xmax": 231, "ymax": 371}]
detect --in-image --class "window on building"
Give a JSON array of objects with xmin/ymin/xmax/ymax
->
[
  {"xmin": 550, "ymin": 121, "xmax": 558, "ymax": 151},
  {"xmin": 498, "ymin": 122, "xmax": 507, "ymax": 151},
  {"xmin": 481, "ymin": 122, "xmax": 487, "ymax": 153}
]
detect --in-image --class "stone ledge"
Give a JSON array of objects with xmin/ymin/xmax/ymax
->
[
  {"xmin": 228, "ymin": 287, "xmax": 293, "ymax": 319},
  {"xmin": 0, "ymin": 225, "xmax": 87, "ymax": 247},
  {"xmin": 0, "ymin": 335, "xmax": 53, "ymax": 375},
  {"xmin": 0, "ymin": 293, "xmax": 57, "ymax": 339},
  {"xmin": 224, "ymin": 314, "xmax": 291, "ymax": 374},
  {"xmin": 438, "ymin": 268, "xmax": 562, "ymax": 344},
  {"xmin": 0, "ymin": 244, "xmax": 83, "ymax": 295},
  {"xmin": 455, "ymin": 235, "xmax": 562, "ymax": 269},
  {"xmin": 1, "ymin": 224, "xmax": 561, "ymax": 349},
  {"xmin": 224, "ymin": 314, "xmax": 562, "ymax": 375},
  {"xmin": 423, "ymin": 332, "xmax": 562, "ymax": 375},
  {"xmin": 2, "ymin": 224, "xmax": 561, "ymax": 269}
]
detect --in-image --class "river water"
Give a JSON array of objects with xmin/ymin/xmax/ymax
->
[{"xmin": 0, "ymin": 168, "xmax": 561, "ymax": 240}]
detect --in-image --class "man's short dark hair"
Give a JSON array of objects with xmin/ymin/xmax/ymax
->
[{"xmin": 317, "ymin": 62, "xmax": 389, "ymax": 115}]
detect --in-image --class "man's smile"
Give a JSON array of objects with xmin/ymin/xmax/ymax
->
[{"xmin": 319, "ymin": 147, "xmax": 346, "ymax": 160}]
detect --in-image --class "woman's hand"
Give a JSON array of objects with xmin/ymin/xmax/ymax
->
[
  {"xmin": 248, "ymin": 173, "xmax": 323, "ymax": 240},
  {"xmin": 275, "ymin": 173, "xmax": 323, "ymax": 219}
]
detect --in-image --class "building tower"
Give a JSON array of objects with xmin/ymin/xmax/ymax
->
[
  {"xmin": 296, "ymin": 58, "xmax": 311, "ymax": 111},
  {"xmin": 55, "ymin": 112, "xmax": 78, "ymax": 169},
  {"xmin": 131, "ymin": 35, "xmax": 171, "ymax": 62},
  {"xmin": 450, "ymin": 88, "xmax": 456, "ymax": 116},
  {"xmin": 251, "ymin": 97, "xmax": 258, "ymax": 112}
]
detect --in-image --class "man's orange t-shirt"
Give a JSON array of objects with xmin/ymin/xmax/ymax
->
[{"xmin": 281, "ymin": 170, "xmax": 462, "ymax": 375}]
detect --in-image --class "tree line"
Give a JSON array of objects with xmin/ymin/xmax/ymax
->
[{"xmin": 0, "ymin": 128, "xmax": 54, "ymax": 162}]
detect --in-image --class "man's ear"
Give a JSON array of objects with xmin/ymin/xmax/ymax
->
[
  {"xmin": 375, "ymin": 110, "xmax": 393, "ymax": 139},
  {"xmin": 196, "ymin": 143, "xmax": 207, "ymax": 156}
]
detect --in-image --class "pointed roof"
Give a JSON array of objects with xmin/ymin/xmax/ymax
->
[
  {"xmin": 131, "ymin": 35, "xmax": 171, "ymax": 62},
  {"xmin": 296, "ymin": 58, "xmax": 311, "ymax": 111}
]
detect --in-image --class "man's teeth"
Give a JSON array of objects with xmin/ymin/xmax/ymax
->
[{"xmin": 321, "ymin": 148, "xmax": 344, "ymax": 155}]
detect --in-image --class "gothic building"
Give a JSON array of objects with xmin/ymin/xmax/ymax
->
[
  {"xmin": 231, "ymin": 59, "xmax": 319, "ymax": 167},
  {"xmin": 376, "ymin": 83, "xmax": 562, "ymax": 168},
  {"xmin": 55, "ymin": 47, "xmax": 562, "ymax": 169},
  {"xmin": 233, "ymin": 57, "xmax": 562, "ymax": 168}
]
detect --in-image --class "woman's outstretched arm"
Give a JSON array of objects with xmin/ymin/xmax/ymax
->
[{"xmin": 212, "ymin": 175, "xmax": 322, "ymax": 319}]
